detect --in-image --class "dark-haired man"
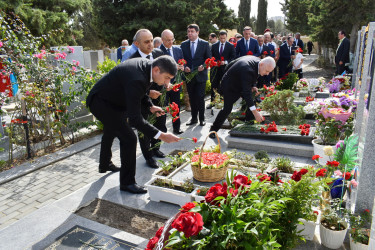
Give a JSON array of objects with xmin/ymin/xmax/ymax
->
[
  {"xmin": 86, "ymin": 56, "xmax": 181, "ymax": 194},
  {"xmin": 335, "ymin": 30, "xmax": 350, "ymax": 75},
  {"xmin": 181, "ymin": 24, "xmax": 212, "ymax": 126},
  {"xmin": 235, "ymin": 26, "xmax": 260, "ymax": 58}
]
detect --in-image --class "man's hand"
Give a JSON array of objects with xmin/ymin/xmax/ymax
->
[
  {"xmin": 149, "ymin": 90, "xmax": 162, "ymax": 99},
  {"xmin": 166, "ymin": 83, "xmax": 173, "ymax": 91},
  {"xmin": 178, "ymin": 64, "xmax": 184, "ymax": 71},
  {"xmin": 184, "ymin": 67, "xmax": 191, "ymax": 73},
  {"xmin": 150, "ymin": 106, "xmax": 165, "ymax": 116},
  {"xmin": 198, "ymin": 65, "xmax": 204, "ymax": 71},
  {"xmin": 220, "ymin": 61, "xmax": 225, "ymax": 66},
  {"xmin": 252, "ymin": 87, "xmax": 259, "ymax": 94},
  {"xmin": 339, "ymin": 61, "xmax": 343, "ymax": 65},
  {"xmin": 159, "ymin": 132, "xmax": 181, "ymax": 143},
  {"xmin": 252, "ymin": 109, "xmax": 264, "ymax": 123}
]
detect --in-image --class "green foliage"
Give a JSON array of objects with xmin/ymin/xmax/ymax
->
[
  {"xmin": 238, "ymin": 0, "xmax": 251, "ymax": 32},
  {"xmin": 272, "ymin": 156, "xmax": 294, "ymax": 174},
  {"xmin": 349, "ymin": 209, "xmax": 372, "ymax": 245},
  {"xmin": 256, "ymin": 0, "xmax": 267, "ymax": 34},
  {"xmin": 334, "ymin": 135, "xmax": 359, "ymax": 171},
  {"xmin": 97, "ymin": 57, "xmax": 120, "ymax": 74},
  {"xmin": 254, "ymin": 150, "xmax": 269, "ymax": 161},
  {"xmin": 92, "ymin": 0, "xmax": 238, "ymax": 47},
  {"xmin": 260, "ymin": 90, "xmax": 305, "ymax": 125},
  {"xmin": 277, "ymin": 73, "xmax": 299, "ymax": 90},
  {"xmin": 281, "ymin": 0, "xmax": 311, "ymax": 35}
]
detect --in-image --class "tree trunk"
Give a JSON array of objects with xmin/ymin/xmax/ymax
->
[{"xmin": 349, "ymin": 22, "xmax": 360, "ymax": 53}]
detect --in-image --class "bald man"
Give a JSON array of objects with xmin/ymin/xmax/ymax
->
[{"xmin": 209, "ymin": 56, "xmax": 276, "ymax": 137}]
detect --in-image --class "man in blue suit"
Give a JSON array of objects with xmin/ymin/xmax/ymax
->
[
  {"xmin": 160, "ymin": 29, "xmax": 185, "ymax": 134},
  {"xmin": 277, "ymin": 36, "xmax": 295, "ymax": 78},
  {"xmin": 235, "ymin": 26, "xmax": 260, "ymax": 58},
  {"xmin": 180, "ymin": 24, "xmax": 212, "ymax": 126}
]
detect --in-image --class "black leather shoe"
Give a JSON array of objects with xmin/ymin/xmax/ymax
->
[
  {"xmin": 99, "ymin": 163, "xmax": 121, "ymax": 173},
  {"xmin": 199, "ymin": 121, "xmax": 206, "ymax": 126},
  {"xmin": 186, "ymin": 120, "xmax": 198, "ymax": 125},
  {"xmin": 146, "ymin": 158, "xmax": 159, "ymax": 168},
  {"xmin": 153, "ymin": 150, "xmax": 165, "ymax": 158},
  {"xmin": 209, "ymin": 132, "xmax": 216, "ymax": 139},
  {"xmin": 120, "ymin": 184, "xmax": 147, "ymax": 194},
  {"xmin": 173, "ymin": 129, "xmax": 184, "ymax": 135},
  {"xmin": 206, "ymin": 104, "xmax": 213, "ymax": 109}
]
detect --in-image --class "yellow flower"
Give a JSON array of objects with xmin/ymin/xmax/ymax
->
[
  {"xmin": 323, "ymin": 146, "xmax": 334, "ymax": 156},
  {"xmin": 178, "ymin": 152, "xmax": 182, "ymax": 156}
]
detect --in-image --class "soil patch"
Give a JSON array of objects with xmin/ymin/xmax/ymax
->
[{"xmin": 75, "ymin": 199, "xmax": 167, "ymax": 239}]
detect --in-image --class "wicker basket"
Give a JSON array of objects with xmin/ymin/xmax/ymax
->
[{"xmin": 191, "ymin": 131, "xmax": 228, "ymax": 182}]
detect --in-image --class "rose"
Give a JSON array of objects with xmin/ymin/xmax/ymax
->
[
  {"xmin": 316, "ymin": 168, "xmax": 327, "ymax": 177},
  {"xmin": 181, "ymin": 202, "xmax": 196, "ymax": 213},
  {"xmin": 205, "ymin": 183, "xmax": 228, "ymax": 204},
  {"xmin": 171, "ymin": 212, "xmax": 204, "ymax": 238},
  {"xmin": 155, "ymin": 226, "xmax": 164, "ymax": 238},
  {"xmin": 323, "ymin": 146, "xmax": 334, "ymax": 156},
  {"xmin": 232, "ymin": 175, "xmax": 251, "ymax": 189},
  {"xmin": 146, "ymin": 236, "xmax": 159, "ymax": 249},
  {"xmin": 344, "ymin": 172, "xmax": 351, "ymax": 180}
]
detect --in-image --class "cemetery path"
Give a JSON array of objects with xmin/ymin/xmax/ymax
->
[{"xmin": 0, "ymin": 55, "xmax": 324, "ymax": 231}]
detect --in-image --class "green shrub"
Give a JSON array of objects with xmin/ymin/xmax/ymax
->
[
  {"xmin": 272, "ymin": 156, "xmax": 294, "ymax": 173},
  {"xmin": 254, "ymin": 150, "xmax": 270, "ymax": 161}
]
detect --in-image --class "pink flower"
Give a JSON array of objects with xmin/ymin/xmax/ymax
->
[
  {"xmin": 0, "ymin": 41, "xmax": 3, "ymax": 47},
  {"xmin": 334, "ymin": 170, "xmax": 343, "ymax": 177},
  {"xmin": 67, "ymin": 46, "xmax": 75, "ymax": 53},
  {"xmin": 72, "ymin": 66, "xmax": 77, "ymax": 71},
  {"xmin": 350, "ymin": 179, "xmax": 358, "ymax": 188},
  {"xmin": 75, "ymin": 61, "xmax": 80, "ymax": 66}
]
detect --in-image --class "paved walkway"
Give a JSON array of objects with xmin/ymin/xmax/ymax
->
[{"xmin": 0, "ymin": 55, "xmax": 319, "ymax": 230}]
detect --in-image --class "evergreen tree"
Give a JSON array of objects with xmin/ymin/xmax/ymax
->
[
  {"xmin": 256, "ymin": 0, "xmax": 267, "ymax": 34},
  {"xmin": 281, "ymin": 0, "xmax": 311, "ymax": 35},
  {"xmin": 238, "ymin": 0, "xmax": 251, "ymax": 33}
]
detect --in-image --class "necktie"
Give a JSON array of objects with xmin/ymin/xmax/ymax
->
[
  {"xmin": 220, "ymin": 43, "xmax": 224, "ymax": 55},
  {"xmin": 167, "ymin": 48, "xmax": 171, "ymax": 56},
  {"xmin": 146, "ymin": 55, "xmax": 151, "ymax": 59},
  {"xmin": 246, "ymin": 40, "xmax": 249, "ymax": 51},
  {"xmin": 288, "ymin": 46, "xmax": 291, "ymax": 54},
  {"xmin": 191, "ymin": 42, "xmax": 195, "ymax": 58}
]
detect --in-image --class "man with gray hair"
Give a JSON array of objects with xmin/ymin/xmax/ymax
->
[
  {"xmin": 117, "ymin": 39, "xmax": 129, "ymax": 61},
  {"xmin": 209, "ymin": 56, "xmax": 275, "ymax": 138},
  {"xmin": 121, "ymin": 35, "xmax": 138, "ymax": 62},
  {"xmin": 153, "ymin": 37, "xmax": 162, "ymax": 48}
]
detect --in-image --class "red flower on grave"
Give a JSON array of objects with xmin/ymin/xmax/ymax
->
[
  {"xmin": 256, "ymin": 173, "xmax": 271, "ymax": 182},
  {"xmin": 326, "ymin": 161, "xmax": 340, "ymax": 167},
  {"xmin": 146, "ymin": 236, "xmax": 159, "ymax": 249},
  {"xmin": 291, "ymin": 171, "xmax": 302, "ymax": 182},
  {"xmin": 300, "ymin": 168, "xmax": 308, "ymax": 175},
  {"xmin": 181, "ymin": 202, "xmax": 196, "ymax": 213},
  {"xmin": 312, "ymin": 155, "xmax": 322, "ymax": 161},
  {"xmin": 171, "ymin": 212, "xmax": 203, "ymax": 238},
  {"xmin": 155, "ymin": 226, "xmax": 164, "ymax": 238},
  {"xmin": 316, "ymin": 168, "xmax": 327, "ymax": 177},
  {"xmin": 232, "ymin": 175, "xmax": 252, "ymax": 189},
  {"xmin": 192, "ymin": 137, "xmax": 198, "ymax": 143},
  {"xmin": 205, "ymin": 183, "xmax": 228, "ymax": 205},
  {"xmin": 229, "ymin": 188, "xmax": 239, "ymax": 197}
]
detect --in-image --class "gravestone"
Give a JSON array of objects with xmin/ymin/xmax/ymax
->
[
  {"xmin": 350, "ymin": 23, "xmax": 375, "ymax": 216},
  {"xmin": 354, "ymin": 26, "xmax": 368, "ymax": 93},
  {"xmin": 50, "ymin": 46, "xmax": 85, "ymax": 66},
  {"xmin": 370, "ymin": 198, "xmax": 375, "ymax": 248},
  {"xmin": 351, "ymin": 29, "xmax": 362, "ymax": 88},
  {"xmin": 44, "ymin": 225, "xmax": 142, "ymax": 250},
  {"xmin": 110, "ymin": 52, "xmax": 118, "ymax": 62}
]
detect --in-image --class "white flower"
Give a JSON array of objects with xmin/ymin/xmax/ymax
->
[{"xmin": 323, "ymin": 146, "xmax": 334, "ymax": 156}]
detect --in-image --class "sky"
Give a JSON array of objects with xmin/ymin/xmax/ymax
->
[{"xmin": 224, "ymin": 0, "xmax": 285, "ymax": 18}]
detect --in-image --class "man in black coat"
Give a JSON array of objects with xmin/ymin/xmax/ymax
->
[
  {"xmin": 277, "ymin": 36, "xmax": 296, "ymax": 78},
  {"xmin": 129, "ymin": 29, "xmax": 166, "ymax": 168},
  {"xmin": 335, "ymin": 30, "xmax": 350, "ymax": 75},
  {"xmin": 293, "ymin": 33, "xmax": 304, "ymax": 51},
  {"xmin": 209, "ymin": 56, "xmax": 276, "ymax": 137},
  {"xmin": 180, "ymin": 23, "xmax": 212, "ymax": 126},
  {"xmin": 208, "ymin": 30, "xmax": 236, "ymax": 108},
  {"xmin": 159, "ymin": 29, "xmax": 185, "ymax": 134},
  {"xmin": 86, "ymin": 56, "xmax": 180, "ymax": 194}
]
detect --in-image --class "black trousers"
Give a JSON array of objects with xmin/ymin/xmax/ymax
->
[
  {"xmin": 210, "ymin": 68, "xmax": 224, "ymax": 101},
  {"xmin": 211, "ymin": 92, "xmax": 253, "ymax": 132},
  {"xmin": 278, "ymin": 61, "xmax": 292, "ymax": 79},
  {"xmin": 186, "ymin": 78, "xmax": 206, "ymax": 122},
  {"xmin": 165, "ymin": 89, "xmax": 181, "ymax": 131},
  {"xmin": 138, "ymin": 110, "xmax": 166, "ymax": 160},
  {"xmin": 89, "ymin": 96, "xmax": 137, "ymax": 186},
  {"xmin": 336, "ymin": 63, "xmax": 346, "ymax": 75}
]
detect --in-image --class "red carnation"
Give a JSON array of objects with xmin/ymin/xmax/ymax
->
[
  {"xmin": 192, "ymin": 137, "xmax": 198, "ymax": 143},
  {"xmin": 327, "ymin": 161, "xmax": 340, "ymax": 167},
  {"xmin": 229, "ymin": 188, "xmax": 239, "ymax": 197},
  {"xmin": 312, "ymin": 155, "xmax": 322, "ymax": 161},
  {"xmin": 172, "ymin": 116, "xmax": 179, "ymax": 123},
  {"xmin": 205, "ymin": 183, "xmax": 228, "ymax": 204},
  {"xmin": 316, "ymin": 168, "xmax": 327, "ymax": 177},
  {"xmin": 263, "ymin": 51, "xmax": 268, "ymax": 55},
  {"xmin": 146, "ymin": 237, "xmax": 159, "ymax": 249},
  {"xmin": 181, "ymin": 202, "xmax": 196, "ymax": 213},
  {"xmin": 232, "ymin": 175, "xmax": 252, "ymax": 189},
  {"xmin": 178, "ymin": 59, "xmax": 187, "ymax": 65},
  {"xmin": 155, "ymin": 226, "xmax": 164, "ymax": 238},
  {"xmin": 270, "ymin": 50, "xmax": 274, "ymax": 54},
  {"xmin": 291, "ymin": 171, "xmax": 302, "ymax": 182},
  {"xmin": 300, "ymin": 168, "xmax": 308, "ymax": 175},
  {"xmin": 260, "ymin": 97, "xmax": 265, "ymax": 100},
  {"xmin": 171, "ymin": 212, "xmax": 203, "ymax": 238},
  {"xmin": 343, "ymin": 172, "xmax": 351, "ymax": 180},
  {"xmin": 256, "ymin": 173, "xmax": 271, "ymax": 182},
  {"xmin": 247, "ymin": 51, "xmax": 253, "ymax": 55}
]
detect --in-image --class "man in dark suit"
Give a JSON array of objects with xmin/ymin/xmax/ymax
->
[
  {"xmin": 208, "ymin": 30, "xmax": 236, "ymax": 108},
  {"xmin": 257, "ymin": 35, "xmax": 272, "ymax": 87},
  {"xmin": 335, "ymin": 30, "xmax": 350, "ymax": 75},
  {"xmin": 293, "ymin": 33, "xmax": 304, "ymax": 51},
  {"xmin": 129, "ymin": 29, "xmax": 166, "ymax": 168},
  {"xmin": 180, "ymin": 23, "xmax": 212, "ymax": 126},
  {"xmin": 235, "ymin": 26, "xmax": 260, "ymax": 58},
  {"xmin": 86, "ymin": 56, "xmax": 180, "ymax": 194},
  {"xmin": 277, "ymin": 36, "xmax": 295, "ymax": 78},
  {"xmin": 159, "ymin": 29, "xmax": 184, "ymax": 135},
  {"xmin": 209, "ymin": 56, "xmax": 275, "ymax": 137}
]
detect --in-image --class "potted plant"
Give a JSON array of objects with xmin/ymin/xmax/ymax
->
[
  {"xmin": 349, "ymin": 209, "xmax": 372, "ymax": 250},
  {"xmin": 153, "ymin": 152, "xmax": 188, "ymax": 178},
  {"xmin": 319, "ymin": 201, "xmax": 348, "ymax": 249},
  {"xmin": 297, "ymin": 210, "xmax": 320, "ymax": 241},
  {"xmin": 145, "ymin": 178, "xmax": 195, "ymax": 206}
]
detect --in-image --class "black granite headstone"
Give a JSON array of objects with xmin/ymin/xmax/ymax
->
[{"xmin": 44, "ymin": 225, "xmax": 142, "ymax": 250}]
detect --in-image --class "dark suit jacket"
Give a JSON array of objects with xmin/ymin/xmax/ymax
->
[
  {"xmin": 220, "ymin": 56, "xmax": 260, "ymax": 108},
  {"xmin": 235, "ymin": 37, "xmax": 260, "ymax": 57},
  {"xmin": 180, "ymin": 38, "xmax": 212, "ymax": 82},
  {"xmin": 259, "ymin": 44, "xmax": 271, "ymax": 57},
  {"xmin": 278, "ymin": 42, "xmax": 295, "ymax": 65},
  {"xmin": 211, "ymin": 41, "xmax": 236, "ymax": 83},
  {"xmin": 159, "ymin": 44, "xmax": 184, "ymax": 63},
  {"xmin": 335, "ymin": 37, "xmax": 350, "ymax": 64},
  {"xmin": 293, "ymin": 39, "xmax": 304, "ymax": 51},
  {"xmin": 265, "ymin": 43, "xmax": 276, "ymax": 58},
  {"xmin": 86, "ymin": 58, "xmax": 158, "ymax": 138}
]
